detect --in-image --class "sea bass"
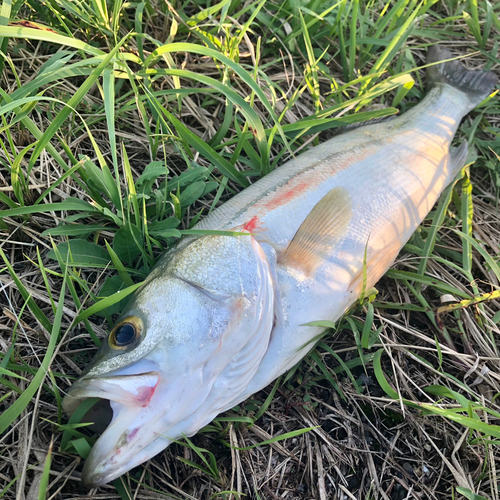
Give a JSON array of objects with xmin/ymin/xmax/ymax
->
[{"xmin": 62, "ymin": 46, "xmax": 497, "ymax": 487}]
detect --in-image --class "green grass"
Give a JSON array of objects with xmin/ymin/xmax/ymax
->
[{"xmin": 0, "ymin": 0, "xmax": 499, "ymax": 498}]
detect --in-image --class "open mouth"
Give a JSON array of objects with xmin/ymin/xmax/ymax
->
[
  {"xmin": 62, "ymin": 370, "xmax": 162, "ymax": 487},
  {"xmin": 77, "ymin": 398, "xmax": 114, "ymax": 434}
]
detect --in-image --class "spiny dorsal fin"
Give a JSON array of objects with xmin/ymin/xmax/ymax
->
[
  {"xmin": 330, "ymin": 114, "xmax": 397, "ymax": 137},
  {"xmin": 281, "ymin": 187, "xmax": 352, "ymax": 275}
]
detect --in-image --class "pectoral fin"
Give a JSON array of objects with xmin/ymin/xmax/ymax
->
[{"xmin": 281, "ymin": 187, "xmax": 352, "ymax": 275}]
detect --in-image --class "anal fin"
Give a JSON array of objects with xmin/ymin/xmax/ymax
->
[
  {"xmin": 281, "ymin": 186, "xmax": 352, "ymax": 275},
  {"xmin": 347, "ymin": 238, "xmax": 402, "ymax": 296},
  {"xmin": 449, "ymin": 141, "xmax": 469, "ymax": 175}
]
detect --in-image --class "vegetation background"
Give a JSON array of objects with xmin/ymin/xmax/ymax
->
[{"xmin": 0, "ymin": 0, "xmax": 499, "ymax": 499}]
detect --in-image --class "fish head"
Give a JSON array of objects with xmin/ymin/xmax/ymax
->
[{"xmin": 62, "ymin": 234, "xmax": 275, "ymax": 487}]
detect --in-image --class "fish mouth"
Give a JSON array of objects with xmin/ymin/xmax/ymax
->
[{"xmin": 63, "ymin": 369, "xmax": 167, "ymax": 487}]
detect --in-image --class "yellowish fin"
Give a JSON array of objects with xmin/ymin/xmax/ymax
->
[{"xmin": 281, "ymin": 187, "xmax": 352, "ymax": 275}]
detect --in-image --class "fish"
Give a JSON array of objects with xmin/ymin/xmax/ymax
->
[{"xmin": 62, "ymin": 46, "xmax": 497, "ymax": 487}]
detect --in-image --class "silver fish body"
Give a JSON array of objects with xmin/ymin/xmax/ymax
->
[{"xmin": 62, "ymin": 46, "xmax": 497, "ymax": 487}]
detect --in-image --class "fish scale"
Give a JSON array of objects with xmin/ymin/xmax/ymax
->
[{"xmin": 62, "ymin": 46, "xmax": 498, "ymax": 487}]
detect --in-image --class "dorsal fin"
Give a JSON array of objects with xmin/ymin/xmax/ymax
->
[
  {"xmin": 330, "ymin": 114, "xmax": 397, "ymax": 137},
  {"xmin": 281, "ymin": 187, "xmax": 352, "ymax": 275}
]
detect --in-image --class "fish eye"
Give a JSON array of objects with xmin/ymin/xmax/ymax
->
[{"xmin": 109, "ymin": 317, "xmax": 143, "ymax": 350}]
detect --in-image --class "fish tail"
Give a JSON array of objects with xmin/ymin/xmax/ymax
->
[{"xmin": 426, "ymin": 45, "xmax": 497, "ymax": 111}]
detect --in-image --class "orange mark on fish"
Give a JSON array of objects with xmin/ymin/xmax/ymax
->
[
  {"xmin": 263, "ymin": 181, "xmax": 310, "ymax": 209},
  {"xmin": 257, "ymin": 143, "xmax": 379, "ymax": 212},
  {"xmin": 243, "ymin": 216, "xmax": 259, "ymax": 232}
]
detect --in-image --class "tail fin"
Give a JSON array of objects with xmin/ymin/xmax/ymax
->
[{"xmin": 426, "ymin": 45, "xmax": 497, "ymax": 110}]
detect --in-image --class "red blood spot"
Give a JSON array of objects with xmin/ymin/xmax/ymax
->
[
  {"xmin": 135, "ymin": 378, "xmax": 159, "ymax": 407},
  {"xmin": 243, "ymin": 216, "xmax": 259, "ymax": 233},
  {"xmin": 264, "ymin": 181, "xmax": 309, "ymax": 209},
  {"xmin": 129, "ymin": 427, "xmax": 140, "ymax": 440}
]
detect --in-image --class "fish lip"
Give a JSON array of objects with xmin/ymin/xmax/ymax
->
[{"xmin": 62, "ymin": 370, "xmax": 161, "ymax": 416}]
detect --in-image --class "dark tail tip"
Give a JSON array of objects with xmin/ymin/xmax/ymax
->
[{"xmin": 426, "ymin": 45, "xmax": 497, "ymax": 109}]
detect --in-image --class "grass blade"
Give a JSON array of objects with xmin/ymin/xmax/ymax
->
[
  {"xmin": 0, "ymin": 254, "xmax": 67, "ymax": 434},
  {"xmin": 144, "ymin": 42, "xmax": 290, "ymax": 156},
  {"xmin": 28, "ymin": 36, "xmax": 128, "ymax": 174},
  {"xmin": 0, "ymin": 0, "xmax": 12, "ymax": 74},
  {"xmin": 37, "ymin": 440, "xmax": 53, "ymax": 500}
]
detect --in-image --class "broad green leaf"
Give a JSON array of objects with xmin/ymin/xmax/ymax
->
[
  {"xmin": 136, "ymin": 161, "xmax": 167, "ymax": 194},
  {"xmin": 152, "ymin": 229, "xmax": 182, "ymax": 239},
  {"xmin": 47, "ymin": 240, "xmax": 110, "ymax": 267},
  {"xmin": 147, "ymin": 218, "xmax": 180, "ymax": 232},
  {"xmin": 361, "ymin": 302, "xmax": 374, "ymax": 349},
  {"xmin": 180, "ymin": 181, "xmax": 206, "ymax": 207},
  {"xmin": 104, "ymin": 241, "xmax": 134, "ymax": 287},
  {"xmin": 113, "ymin": 223, "xmax": 142, "ymax": 265},
  {"xmin": 165, "ymin": 167, "xmax": 209, "ymax": 192}
]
